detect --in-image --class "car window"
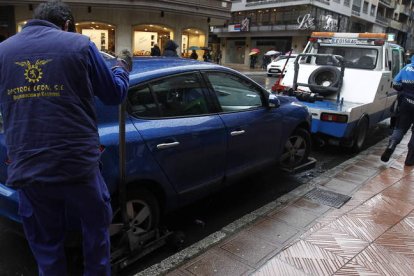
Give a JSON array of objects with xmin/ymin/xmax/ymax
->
[
  {"xmin": 205, "ymin": 72, "xmax": 263, "ymax": 112},
  {"xmin": 316, "ymin": 46, "xmax": 378, "ymax": 69},
  {"xmin": 128, "ymin": 73, "xmax": 209, "ymax": 118},
  {"xmin": 128, "ymin": 85, "xmax": 160, "ymax": 118},
  {"xmin": 391, "ymin": 48, "xmax": 401, "ymax": 77},
  {"xmin": 150, "ymin": 73, "xmax": 209, "ymax": 117}
]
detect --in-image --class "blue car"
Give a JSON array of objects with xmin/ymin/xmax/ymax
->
[{"xmin": 0, "ymin": 57, "xmax": 312, "ymax": 262}]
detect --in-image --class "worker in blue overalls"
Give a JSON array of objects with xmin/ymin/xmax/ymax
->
[
  {"xmin": 381, "ymin": 55, "xmax": 414, "ymax": 165},
  {"xmin": 0, "ymin": 1, "xmax": 131, "ymax": 275}
]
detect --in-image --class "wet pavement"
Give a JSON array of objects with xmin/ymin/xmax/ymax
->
[{"xmin": 137, "ymin": 133, "xmax": 414, "ymax": 275}]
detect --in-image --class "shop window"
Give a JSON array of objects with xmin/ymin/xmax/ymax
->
[
  {"xmin": 133, "ymin": 24, "xmax": 174, "ymax": 56},
  {"xmin": 76, "ymin": 22, "xmax": 115, "ymax": 55},
  {"xmin": 182, "ymin": 28, "xmax": 205, "ymax": 58}
]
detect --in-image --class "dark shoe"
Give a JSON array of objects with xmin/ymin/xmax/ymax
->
[
  {"xmin": 405, "ymin": 149, "xmax": 414, "ymax": 166},
  {"xmin": 381, "ymin": 140, "xmax": 398, "ymax": 162}
]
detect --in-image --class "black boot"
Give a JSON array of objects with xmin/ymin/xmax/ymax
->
[
  {"xmin": 381, "ymin": 140, "xmax": 398, "ymax": 162},
  {"xmin": 405, "ymin": 148, "xmax": 414, "ymax": 166}
]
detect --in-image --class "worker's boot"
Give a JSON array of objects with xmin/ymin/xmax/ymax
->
[
  {"xmin": 381, "ymin": 140, "xmax": 398, "ymax": 162},
  {"xmin": 405, "ymin": 148, "xmax": 414, "ymax": 166}
]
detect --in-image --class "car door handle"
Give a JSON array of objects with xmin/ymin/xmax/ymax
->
[
  {"xmin": 156, "ymin": 141, "xmax": 180, "ymax": 149},
  {"xmin": 230, "ymin": 130, "xmax": 245, "ymax": 136}
]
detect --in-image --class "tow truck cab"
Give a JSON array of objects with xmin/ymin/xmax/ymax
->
[{"xmin": 280, "ymin": 32, "xmax": 405, "ymax": 151}]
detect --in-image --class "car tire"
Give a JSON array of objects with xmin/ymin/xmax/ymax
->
[
  {"xmin": 280, "ymin": 128, "xmax": 311, "ymax": 169},
  {"xmin": 308, "ymin": 66, "xmax": 342, "ymax": 96},
  {"xmin": 110, "ymin": 186, "xmax": 160, "ymax": 238},
  {"xmin": 350, "ymin": 117, "xmax": 369, "ymax": 153},
  {"xmin": 267, "ymin": 73, "xmax": 272, "ymax": 77}
]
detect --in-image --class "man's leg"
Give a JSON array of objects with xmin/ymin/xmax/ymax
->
[
  {"xmin": 405, "ymin": 106, "xmax": 414, "ymax": 166},
  {"xmin": 18, "ymin": 187, "xmax": 67, "ymax": 276},
  {"xmin": 66, "ymin": 171, "xmax": 112, "ymax": 276},
  {"xmin": 382, "ymin": 99, "xmax": 412, "ymax": 162}
]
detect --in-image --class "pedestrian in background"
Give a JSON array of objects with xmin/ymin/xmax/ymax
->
[
  {"xmin": 0, "ymin": 0, "xmax": 131, "ymax": 275},
  {"xmin": 381, "ymin": 55, "xmax": 414, "ymax": 165},
  {"xmin": 216, "ymin": 50, "xmax": 222, "ymax": 64},
  {"xmin": 190, "ymin": 49, "xmax": 198, "ymax": 60},
  {"xmin": 150, "ymin": 43, "xmax": 161, "ymax": 56},
  {"xmin": 203, "ymin": 50, "xmax": 212, "ymax": 62},
  {"xmin": 163, "ymin": 39, "xmax": 179, "ymax": 57},
  {"xmin": 250, "ymin": 54, "xmax": 258, "ymax": 69}
]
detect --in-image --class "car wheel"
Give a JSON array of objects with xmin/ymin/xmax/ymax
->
[
  {"xmin": 308, "ymin": 66, "xmax": 342, "ymax": 96},
  {"xmin": 267, "ymin": 74, "xmax": 272, "ymax": 77},
  {"xmin": 110, "ymin": 187, "xmax": 160, "ymax": 238},
  {"xmin": 350, "ymin": 117, "xmax": 369, "ymax": 153},
  {"xmin": 280, "ymin": 128, "xmax": 311, "ymax": 169}
]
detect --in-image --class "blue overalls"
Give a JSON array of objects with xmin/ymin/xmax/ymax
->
[
  {"xmin": 390, "ymin": 56, "xmax": 414, "ymax": 164},
  {"xmin": 0, "ymin": 19, "xmax": 129, "ymax": 275}
]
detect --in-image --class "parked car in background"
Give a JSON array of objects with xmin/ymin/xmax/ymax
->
[
  {"xmin": 267, "ymin": 54, "xmax": 298, "ymax": 77},
  {"xmin": 0, "ymin": 57, "xmax": 312, "ymax": 266}
]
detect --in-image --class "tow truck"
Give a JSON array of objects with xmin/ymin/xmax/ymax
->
[{"xmin": 277, "ymin": 32, "xmax": 405, "ymax": 151}]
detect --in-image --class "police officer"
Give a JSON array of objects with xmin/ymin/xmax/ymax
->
[
  {"xmin": 0, "ymin": 1, "xmax": 131, "ymax": 275},
  {"xmin": 381, "ymin": 56, "xmax": 414, "ymax": 165}
]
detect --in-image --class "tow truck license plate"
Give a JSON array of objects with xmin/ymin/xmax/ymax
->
[{"xmin": 332, "ymin": 38, "xmax": 358, "ymax": 44}]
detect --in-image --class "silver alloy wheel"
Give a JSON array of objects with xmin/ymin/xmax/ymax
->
[
  {"xmin": 126, "ymin": 199, "xmax": 153, "ymax": 235},
  {"xmin": 109, "ymin": 199, "xmax": 153, "ymax": 236},
  {"xmin": 280, "ymin": 134, "xmax": 307, "ymax": 168}
]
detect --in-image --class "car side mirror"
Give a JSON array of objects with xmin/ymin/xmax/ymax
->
[{"xmin": 268, "ymin": 93, "xmax": 280, "ymax": 108}]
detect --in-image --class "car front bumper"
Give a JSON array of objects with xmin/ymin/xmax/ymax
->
[{"xmin": 0, "ymin": 183, "xmax": 20, "ymax": 223}]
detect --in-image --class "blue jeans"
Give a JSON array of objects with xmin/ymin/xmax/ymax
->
[{"xmin": 18, "ymin": 170, "xmax": 112, "ymax": 276}]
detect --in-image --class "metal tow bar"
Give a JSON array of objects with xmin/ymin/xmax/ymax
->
[{"xmin": 111, "ymin": 102, "xmax": 174, "ymax": 273}]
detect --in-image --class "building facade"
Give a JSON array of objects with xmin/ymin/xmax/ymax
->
[
  {"xmin": 0, "ymin": 0, "xmax": 232, "ymax": 59},
  {"xmin": 211, "ymin": 0, "xmax": 414, "ymax": 66}
]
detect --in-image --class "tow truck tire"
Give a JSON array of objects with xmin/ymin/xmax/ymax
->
[
  {"xmin": 351, "ymin": 117, "xmax": 369, "ymax": 153},
  {"xmin": 280, "ymin": 128, "xmax": 311, "ymax": 169},
  {"xmin": 308, "ymin": 66, "xmax": 341, "ymax": 96}
]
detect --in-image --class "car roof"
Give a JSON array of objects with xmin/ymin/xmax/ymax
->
[{"xmin": 127, "ymin": 57, "xmax": 235, "ymax": 86}]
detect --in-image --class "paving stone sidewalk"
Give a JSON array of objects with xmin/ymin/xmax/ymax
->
[{"xmin": 138, "ymin": 135, "xmax": 413, "ymax": 276}]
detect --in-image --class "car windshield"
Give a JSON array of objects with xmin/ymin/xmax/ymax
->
[{"xmin": 315, "ymin": 46, "xmax": 378, "ymax": 70}]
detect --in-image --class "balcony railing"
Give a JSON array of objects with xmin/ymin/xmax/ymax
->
[
  {"xmin": 379, "ymin": 0, "xmax": 392, "ymax": 7},
  {"xmin": 245, "ymin": 0, "xmax": 310, "ymax": 6},
  {"xmin": 375, "ymin": 14, "xmax": 391, "ymax": 25},
  {"xmin": 213, "ymin": 23, "xmax": 310, "ymax": 33},
  {"xmin": 352, "ymin": 5, "xmax": 361, "ymax": 16}
]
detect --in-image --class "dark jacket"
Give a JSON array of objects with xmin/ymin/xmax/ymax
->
[
  {"xmin": 151, "ymin": 45, "xmax": 161, "ymax": 56},
  {"xmin": 190, "ymin": 51, "xmax": 198, "ymax": 60},
  {"xmin": 163, "ymin": 40, "xmax": 179, "ymax": 57},
  {"xmin": 0, "ymin": 19, "xmax": 129, "ymax": 187},
  {"xmin": 393, "ymin": 56, "xmax": 414, "ymax": 99}
]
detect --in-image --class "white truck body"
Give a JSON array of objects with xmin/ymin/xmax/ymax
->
[{"xmin": 280, "ymin": 32, "xmax": 405, "ymax": 150}]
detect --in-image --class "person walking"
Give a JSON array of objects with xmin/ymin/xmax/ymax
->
[
  {"xmin": 163, "ymin": 39, "xmax": 179, "ymax": 57},
  {"xmin": 189, "ymin": 49, "xmax": 198, "ymax": 60},
  {"xmin": 0, "ymin": 1, "xmax": 131, "ymax": 275},
  {"xmin": 381, "ymin": 55, "xmax": 414, "ymax": 165},
  {"xmin": 203, "ymin": 50, "xmax": 212, "ymax": 62},
  {"xmin": 216, "ymin": 50, "xmax": 222, "ymax": 64},
  {"xmin": 250, "ymin": 54, "xmax": 258, "ymax": 69},
  {"xmin": 150, "ymin": 43, "xmax": 161, "ymax": 56}
]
